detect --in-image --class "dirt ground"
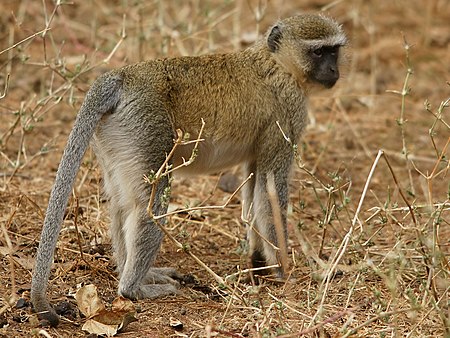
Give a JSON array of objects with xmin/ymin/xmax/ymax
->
[{"xmin": 0, "ymin": 0, "xmax": 449, "ymax": 337}]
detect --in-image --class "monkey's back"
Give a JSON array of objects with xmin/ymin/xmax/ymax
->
[{"xmin": 117, "ymin": 48, "xmax": 307, "ymax": 142}]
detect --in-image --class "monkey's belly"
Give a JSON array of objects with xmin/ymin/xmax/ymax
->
[{"xmin": 173, "ymin": 139, "xmax": 251, "ymax": 176}]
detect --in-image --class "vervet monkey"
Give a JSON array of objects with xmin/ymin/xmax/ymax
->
[{"xmin": 31, "ymin": 14, "xmax": 347, "ymax": 326}]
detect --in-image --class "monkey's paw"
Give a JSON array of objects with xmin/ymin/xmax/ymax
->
[
  {"xmin": 143, "ymin": 267, "xmax": 183, "ymax": 286},
  {"xmin": 119, "ymin": 282, "xmax": 179, "ymax": 300}
]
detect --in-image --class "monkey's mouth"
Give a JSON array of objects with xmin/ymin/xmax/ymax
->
[
  {"xmin": 311, "ymin": 71, "xmax": 339, "ymax": 89},
  {"xmin": 322, "ymin": 78, "xmax": 338, "ymax": 88},
  {"xmin": 311, "ymin": 77, "xmax": 338, "ymax": 89}
]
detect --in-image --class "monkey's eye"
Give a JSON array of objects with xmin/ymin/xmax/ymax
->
[
  {"xmin": 313, "ymin": 48, "xmax": 323, "ymax": 57},
  {"xmin": 329, "ymin": 46, "xmax": 339, "ymax": 56}
]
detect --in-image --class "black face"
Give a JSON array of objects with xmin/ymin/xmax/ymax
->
[{"xmin": 309, "ymin": 45, "xmax": 340, "ymax": 88}]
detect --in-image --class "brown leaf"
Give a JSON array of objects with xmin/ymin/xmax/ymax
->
[
  {"xmin": 111, "ymin": 296, "xmax": 134, "ymax": 313},
  {"xmin": 0, "ymin": 246, "xmax": 35, "ymax": 270},
  {"xmin": 75, "ymin": 284, "xmax": 105, "ymax": 318},
  {"xmin": 118, "ymin": 312, "xmax": 138, "ymax": 332},
  {"xmin": 95, "ymin": 297, "xmax": 137, "ymax": 332},
  {"xmin": 82, "ymin": 319, "xmax": 118, "ymax": 337},
  {"xmin": 91, "ymin": 309, "xmax": 125, "ymax": 326},
  {"xmin": 77, "ymin": 292, "xmax": 137, "ymax": 336}
]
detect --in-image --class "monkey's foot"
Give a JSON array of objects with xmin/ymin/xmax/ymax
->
[
  {"xmin": 119, "ymin": 283, "xmax": 178, "ymax": 300},
  {"xmin": 119, "ymin": 267, "xmax": 182, "ymax": 300},
  {"xmin": 142, "ymin": 267, "xmax": 183, "ymax": 286}
]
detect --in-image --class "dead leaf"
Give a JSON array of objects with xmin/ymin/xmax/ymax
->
[
  {"xmin": 112, "ymin": 296, "xmax": 134, "ymax": 313},
  {"xmin": 82, "ymin": 319, "xmax": 118, "ymax": 337},
  {"xmin": 75, "ymin": 284, "xmax": 105, "ymax": 317},
  {"xmin": 118, "ymin": 312, "xmax": 138, "ymax": 331},
  {"xmin": 169, "ymin": 317, "xmax": 183, "ymax": 331},
  {"xmin": 75, "ymin": 285, "xmax": 137, "ymax": 336},
  {"xmin": 92, "ymin": 308, "xmax": 130, "ymax": 326},
  {"xmin": 0, "ymin": 246, "xmax": 13, "ymax": 256},
  {"xmin": 0, "ymin": 246, "xmax": 35, "ymax": 270},
  {"xmin": 111, "ymin": 297, "xmax": 137, "ymax": 330}
]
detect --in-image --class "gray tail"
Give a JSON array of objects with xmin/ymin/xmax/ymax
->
[{"xmin": 31, "ymin": 72, "xmax": 122, "ymax": 326}]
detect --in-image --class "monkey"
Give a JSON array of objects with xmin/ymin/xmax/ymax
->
[{"xmin": 31, "ymin": 14, "xmax": 346, "ymax": 326}]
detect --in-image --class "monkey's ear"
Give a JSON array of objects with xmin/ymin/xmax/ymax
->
[{"xmin": 267, "ymin": 25, "xmax": 282, "ymax": 52}]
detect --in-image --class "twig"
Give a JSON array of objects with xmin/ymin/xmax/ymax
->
[
  {"xmin": 146, "ymin": 120, "xmax": 205, "ymax": 184},
  {"xmin": 152, "ymin": 173, "xmax": 253, "ymax": 220},
  {"xmin": 277, "ymin": 119, "xmax": 331, "ymax": 192},
  {"xmin": 353, "ymin": 150, "xmax": 384, "ymax": 230},
  {"xmin": 425, "ymin": 97, "xmax": 450, "ymax": 130},
  {"xmin": 342, "ymin": 308, "xmax": 418, "ymax": 338},
  {"xmin": 0, "ymin": 196, "xmax": 23, "ymax": 316},
  {"xmin": 381, "ymin": 153, "xmax": 418, "ymax": 226},
  {"xmin": 367, "ymin": 201, "xmax": 450, "ymax": 214},
  {"xmin": 224, "ymin": 265, "xmax": 280, "ymax": 282},
  {"xmin": 219, "ymin": 272, "xmax": 242, "ymax": 327},
  {"xmin": 0, "ymin": 73, "xmax": 10, "ymax": 99},
  {"xmin": 155, "ymin": 218, "xmax": 226, "ymax": 286},
  {"xmin": 308, "ymin": 150, "xmax": 383, "ymax": 328},
  {"xmin": 267, "ymin": 292, "xmax": 313, "ymax": 318},
  {"xmin": 386, "ymin": 34, "xmax": 415, "ymax": 195},
  {"xmin": 0, "ymin": 28, "xmax": 50, "ymax": 56},
  {"xmin": 103, "ymin": 14, "xmax": 127, "ymax": 64}
]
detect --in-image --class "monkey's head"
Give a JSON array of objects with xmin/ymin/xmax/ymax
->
[{"xmin": 267, "ymin": 14, "xmax": 347, "ymax": 89}]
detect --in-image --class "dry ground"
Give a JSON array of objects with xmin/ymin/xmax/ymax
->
[{"xmin": 0, "ymin": 0, "xmax": 449, "ymax": 337}]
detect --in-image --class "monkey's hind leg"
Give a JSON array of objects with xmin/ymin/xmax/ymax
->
[
  {"xmin": 109, "ymin": 200, "xmax": 127, "ymax": 275},
  {"xmin": 98, "ymin": 145, "xmax": 180, "ymax": 290},
  {"xmin": 96, "ymin": 114, "xmax": 180, "ymax": 300},
  {"xmin": 116, "ymin": 177, "xmax": 180, "ymax": 300}
]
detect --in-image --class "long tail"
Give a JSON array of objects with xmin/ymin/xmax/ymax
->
[{"xmin": 31, "ymin": 71, "xmax": 123, "ymax": 326}]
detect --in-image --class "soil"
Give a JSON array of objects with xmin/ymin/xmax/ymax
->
[{"xmin": 0, "ymin": 0, "xmax": 449, "ymax": 337}]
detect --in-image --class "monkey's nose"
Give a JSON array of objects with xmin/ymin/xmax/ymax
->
[{"xmin": 330, "ymin": 67, "xmax": 339, "ymax": 80}]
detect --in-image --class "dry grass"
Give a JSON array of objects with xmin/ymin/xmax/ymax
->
[{"xmin": 1, "ymin": 0, "xmax": 449, "ymax": 337}]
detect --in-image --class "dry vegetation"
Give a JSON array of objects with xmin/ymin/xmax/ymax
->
[{"xmin": 1, "ymin": 0, "xmax": 449, "ymax": 337}]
